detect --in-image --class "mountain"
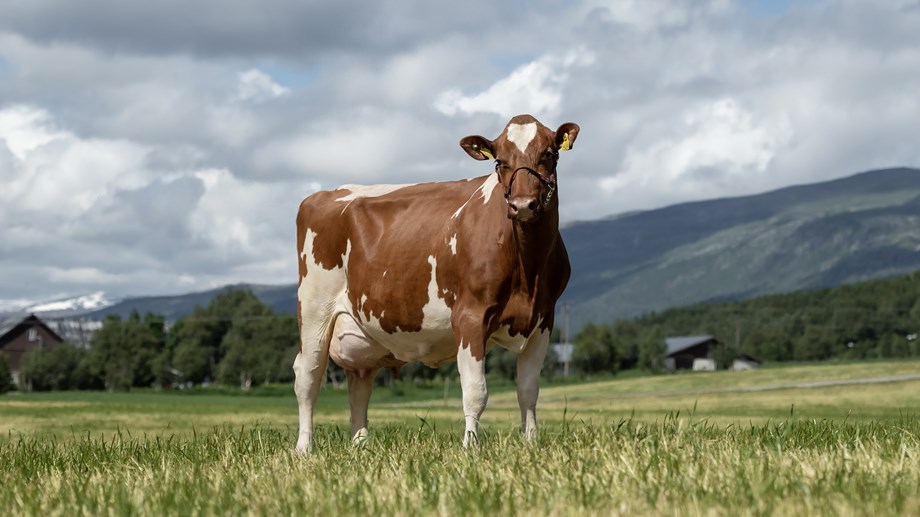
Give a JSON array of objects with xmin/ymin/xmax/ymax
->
[
  {"xmin": 24, "ymin": 291, "xmax": 115, "ymax": 317},
  {"xmin": 43, "ymin": 167, "xmax": 920, "ymax": 330},
  {"xmin": 560, "ymin": 167, "xmax": 920, "ymax": 327},
  {"xmin": 83, "ymin": 284, "xmax": 297, "ymax": 321}
]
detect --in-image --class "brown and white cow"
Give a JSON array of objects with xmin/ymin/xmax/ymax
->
[{"xmin": 293, "ymin": 114, "xmax": 578, "ymax": 451}]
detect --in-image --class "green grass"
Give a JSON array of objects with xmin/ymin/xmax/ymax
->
[{"xmin": 2, "ymin": 360, "xmax": 920, "ymax": 515}]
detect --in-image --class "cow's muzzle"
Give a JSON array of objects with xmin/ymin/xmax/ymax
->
[{"xmin": 503, "ymin": 166, "xmax": 556, "ymax": 222}]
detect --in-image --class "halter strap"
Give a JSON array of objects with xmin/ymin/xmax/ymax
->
[{"xmin": 501, "ymin": 166, "xmax": 557, "ymax": 207}]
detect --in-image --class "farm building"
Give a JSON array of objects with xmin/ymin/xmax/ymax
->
[
  {"xmin": 664, "ymin": 335, "xmax": 720, "ymax": 371},
  {"xmin": 732, "ymin": 353, "xmax": 763, "ymax": 371},
  {"xmin": 664, "ymin": 335, "xmax": 762, "ymax": 372},
  {"xmin": 0, "ymin": 314, "xmax": 65, "ymax": 386}
]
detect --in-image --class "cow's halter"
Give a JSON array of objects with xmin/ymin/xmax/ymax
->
[{"xmin": 499, "ymin": 163, "xmax": 558, "ymax": 208}]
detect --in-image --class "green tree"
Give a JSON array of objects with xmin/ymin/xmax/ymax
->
[
  {"xmin": 20, "ymin": 345, "xmax": 91, "ymax": 391},
  {"xmin": 0, "ymin": 353, "xmax": 12, "ymax": 394},
  {"xmin": 637, "ymin": 327, "xmax": 666, "ymax": 372},
  {"xmin": 87, "ymin": 311, "xmax": 165, "ymax": 390},
  {"xmin": 572, "ymin": 322, "xmax": 619, "ymax": 374}
]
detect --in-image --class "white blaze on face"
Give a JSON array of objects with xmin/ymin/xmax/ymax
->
[
  {"xmin": 335, "ymin": 183, "xmax": 414, "ymax": 202},
  {"xmin": 505, "ymin": 122, "xmax": 537, "ymax": 153}
]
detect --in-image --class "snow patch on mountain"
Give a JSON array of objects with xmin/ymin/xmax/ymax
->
[{"xmin": 25, "ymin": 291, "xmax": 114, "ymax": 314}]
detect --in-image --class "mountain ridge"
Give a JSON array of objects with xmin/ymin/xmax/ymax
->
[{"xmin": 13, "ymin": 167, "xmax": 920, "ymax": 330}]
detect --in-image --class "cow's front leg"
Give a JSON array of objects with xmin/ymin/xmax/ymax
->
[
  {"xmin": 516, "ymin": 330, "xmax": 549, "ymax": 441},
  {"xmin": 456, "ymin": 340, "xmax": 488, "ymax": 447}
]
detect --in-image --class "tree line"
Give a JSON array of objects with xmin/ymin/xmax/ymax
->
[
  {"xmin": 17, "ymin": 289, "xmax": 558, "ymax": 391},
  {"xmin": 19, "ymin": 290, "xmax": 298, "ymax": 391},
  {"xmin": 570, "ymin": 270, "xmax": 920, "ymax": 374},
  {"xmin": 17, "ymin": 268, "xmax": 920, "ymax": 391}
]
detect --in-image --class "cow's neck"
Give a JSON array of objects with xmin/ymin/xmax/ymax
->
[{"xmin": 508, "ymin": 207, "xmax": 559, "ymax": 294}]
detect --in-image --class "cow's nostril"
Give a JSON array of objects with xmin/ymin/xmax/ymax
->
[{"xmin": 527, "ymin": 200, "xmax": 538, "ymax": 211}]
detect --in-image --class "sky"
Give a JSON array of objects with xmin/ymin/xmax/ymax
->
[{"xmin": 1, "ymin": 0, "xmax": 920, "ymax": 307}]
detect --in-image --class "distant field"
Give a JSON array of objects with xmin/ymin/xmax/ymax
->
[{"xmin": 2, "ymin": 360, "xmax": 920, "ymax": 515}]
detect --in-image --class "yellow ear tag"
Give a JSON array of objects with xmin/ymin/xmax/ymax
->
[
  {"xmin": 481, "ymin": 148, "xmax": 494, "ymax": 160},
  {"xmin": 560, "ymin": 133, "xmax": 571, "ymax": 152}
]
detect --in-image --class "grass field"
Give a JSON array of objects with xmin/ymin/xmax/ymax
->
[{"xmin": 2, "ymin": 361, "xmax": 920, "ymax": 515}]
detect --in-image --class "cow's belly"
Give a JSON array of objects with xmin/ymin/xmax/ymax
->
[{"xmin": 329, "ymin": 311, "xmax": 458, "ymax": 370}]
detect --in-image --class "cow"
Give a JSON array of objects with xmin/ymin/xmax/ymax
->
[{"xmin": 293, "ymin": 114, "xmax": 579, "ymax": 452}]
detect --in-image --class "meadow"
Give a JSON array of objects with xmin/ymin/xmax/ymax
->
[{"xmin": 2, "ymin": 360, "xmax": 919, "ymax": 515}]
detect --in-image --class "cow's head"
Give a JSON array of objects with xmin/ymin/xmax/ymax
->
[{"xmin": 460, "ymin": 115, "xmax": 579, "ymax": 223}]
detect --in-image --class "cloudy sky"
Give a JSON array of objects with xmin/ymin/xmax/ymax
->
[{"xmin": 1, "ymin": 0, "xmax": 919, "ymax": 307}]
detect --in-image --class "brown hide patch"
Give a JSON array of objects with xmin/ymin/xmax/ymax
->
[
  {"xmin": 297, "ymin": 192, "xmax": 350, "ymax": 271},
  {"xmin": 336, "ymin": 181, "xmax": 472, "ymax": 334}
]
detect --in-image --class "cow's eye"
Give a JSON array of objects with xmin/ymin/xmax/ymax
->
[
  {"xmin": 544, "ymin": 150, "xmax": 558, "ymax": 161},
  {"xmin": 494, "ymin": 160, "xmax": 501, "ymax": 170}
]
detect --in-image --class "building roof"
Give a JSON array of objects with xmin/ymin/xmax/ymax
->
[
  {"xmin": 665, "ymin": 335, "xmax": 717, "ymax": 356},
  {"xmin": 0, "ymin": 314, "xmax": 65, "ymax": 346},
  {"xmin": 0, "ymin": 313, "xmax": 27, "ymax": 337}
]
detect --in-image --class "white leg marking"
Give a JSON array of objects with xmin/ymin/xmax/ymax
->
[
  {"xmin": 347, "ymin": 369, "xmax": 377, "ymax": 446},
  {"xmin": 294, "ymin": 350, "xmax": 327, "ymax": 453},
  {"xmin": 294, "ymin": 229, "xmax": 348, "ymax": 453},
  {"xmin": 516, "ymin": 329, "xmax": 549, "ymax": 441},
  {"xmin": 506, "ymin": 122, "xmax": 537, "ymax": 153},
  {"xmin": 457, "ymin": 342, "xmax": 488, "ymax": 447}
]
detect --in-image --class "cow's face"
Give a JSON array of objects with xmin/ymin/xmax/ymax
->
[{"xmin": 460, "ymin": 115, "xmax": 579, "ymax": 223}]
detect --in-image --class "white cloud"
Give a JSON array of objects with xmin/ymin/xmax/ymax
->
[
  {"xmin": 602, "ymin": 99, "xmax": 793, "ymax": 198},
  {"xmin": 434, "ymin": 50, "xmax": 595, "ymax": 118},
  {"xmin": 235, "ymin": 68, "xmax": 290, "ymax": 102},
  {"xmin": 0, "ymin": 105, "xmax": 151, "ymax": 215},
  {"xmin": 1, "ymin": 0, "xmax": 920, "ymax": 305},
  {"xmin": 0, "ymin": 106, "xmax": 66, "ymax": 160},
  {"xmin": 47, "ymin": 267, "xmax": 129, "ymax": 285}
]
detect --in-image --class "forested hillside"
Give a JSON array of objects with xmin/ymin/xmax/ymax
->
[
  {"xmin": 18, "ymin": 267, "xmax": 920, "ymax": 391},
  {"xmin": 561, "ymin": 167, "xmax": 920, "ymax": 327},
  {"xmin": 571, "ymin": 268, "xmax": 920, "ymax": 374}
]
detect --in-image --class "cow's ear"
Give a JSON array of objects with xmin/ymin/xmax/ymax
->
[
  {"xmin": 554, "ymin": 123, "xmax": 580, "ymax": 152},
  {"xmin": 460, "ymin": 136, "xmax": 496, "ymax": 161}
]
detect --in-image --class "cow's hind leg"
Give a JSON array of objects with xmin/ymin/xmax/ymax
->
[
  {"xmin": 293, "ymin": 316, "xmax": 333, "ymax": 453},
  {"xmin": 516, "ymin": 331, "xmax": 549, "ymax": 441},
  {"xmin": 346, "ymin": 368, "xmax": 379, "ymax": 445}
]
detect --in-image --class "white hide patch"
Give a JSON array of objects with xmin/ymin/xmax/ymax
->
[
  {"xmin": 449, "ymin": 235, "xmax": 457, "ymax": 255},
  {"xmin": 452, "ymin": 173, "xmax": 499, "ymax": 219},
  {"xmin": 506, "ymin": 122, "xmax": 537, "ymax": 153},
  {"xmin": 335, "ymin": 183, "xmax": 414, "ymax": 202},
  {"xmin": 421, "ymin": 256, "xmax": 453, "ymax": 330},
  {"xmin": 297, "ymin": 229, "xmax": 351, "ymax": 351},
  {"xmin": 351, "ymin": 255, "xmax": 455, "ymax": 367}
]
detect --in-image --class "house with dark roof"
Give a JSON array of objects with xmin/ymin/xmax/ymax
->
[
  {"xmin": 0, "ymin": 314, "xmax": 66, "ymax": 386},
  {"xmin": 664, "ymin": 335, "xmax": 762, "ymax": 372},
  {"xmin": 664, "ymin": 335, "xmax": 720, "ymax": 371}
]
